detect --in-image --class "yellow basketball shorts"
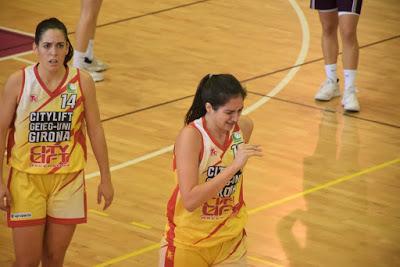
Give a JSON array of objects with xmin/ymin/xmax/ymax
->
[
  {"xmin": 159, "ymin": 230, "xmax": 247, "ymax": 267},
  {"xmin": 6, "ymin": 168, "xmax": 87, "ymax": 228}
]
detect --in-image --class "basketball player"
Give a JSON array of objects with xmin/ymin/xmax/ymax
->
[
  {"xmin": 73, "ymin": 0, "xmax": 108, "ymax": 82},
  {"xmin": 0, "ymin": 18, "xmax": 114, "ymax": 267},
  {"xmin": 311, "ymin": 0, "xmax": 363, "ymax": 112},
  {"xmin": 160, "ymin": 74, "xmax": 263, "ymax": 266}
]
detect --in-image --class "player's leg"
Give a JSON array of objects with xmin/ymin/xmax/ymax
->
[
  {"xmin": 312, "ymin": 0, "xmax": 340, "ymax": 101},
  {"xmin": 41, "ymin": 223, "xmax": 76, "ymax": 267},
  {"xmin": 7, "ymin": 169, "xmax": 48, "ymax": 267},
  {"xmin": 12, "ymin": 226, "xmax": 45, "ymax": 267},
  {"xmin": 73, "ymin": 0, "xmax": 104, "ymax": 81},
  {"xmin": 338, "ymin": 0, "xmax": 363, "ymax": 111},
  {"xmin": 41, "ymin": 171, "xmax": 86, "ymax": 266}
]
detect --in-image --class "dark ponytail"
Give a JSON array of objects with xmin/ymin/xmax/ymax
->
[
  {"xmin": 35, "ymin": 17, "xmax": 73, "ymax": 67},
  {"xmin": 184, "ymin": 74, "xmax": 247, "ymax": 125}
]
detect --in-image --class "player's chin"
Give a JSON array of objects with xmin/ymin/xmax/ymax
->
[{"xmin": 225, "ymin": 122, "xmax": 235, "ymax": 131}]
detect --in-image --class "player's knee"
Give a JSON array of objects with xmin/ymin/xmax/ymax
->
[
  {"xmin": 340, "ymin": 28, "xmax": 357, "ymax": 43},
  {"xmin": 321, "ymin": 23, "xmax": 337, "ymax": 36},
  {"xmin": 42, "ymin": 248, "xmax": 66, "ymax": 265}
]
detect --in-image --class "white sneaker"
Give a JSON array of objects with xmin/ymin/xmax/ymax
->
[
  {"xmin": 84, "ymin": 57, "xmax": 108, "ymax": 72},
  {"xmin": 315, "ymin": 79, "xmax": 340, "ymax": 101},
  {"xmin": 87, "ymin": 70, "xmax": 104, "ymax": 82},
  {"xmin": 342, "ymin": 87, "xmax": 360, "ymax": 112}
]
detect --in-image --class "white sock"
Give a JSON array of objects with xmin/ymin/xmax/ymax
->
[
  {"xmin": 73, "ymin": 50, "xmax": 86, "ymax": 68},
  {"xmin": 85, "ymin": 39, "xmax": 94, "ymax": 61},
  {"xmin": 325, "ymin": 64, "xmax": 337, "ymax": 82},
  {"xmin": 344, "ymin": 69, "xmax": 357, "ymax": 91}
]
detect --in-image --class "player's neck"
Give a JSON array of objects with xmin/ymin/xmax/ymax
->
[{"xmin": 37, "ymin": 64, "xmax": 66, "ymax": 91}]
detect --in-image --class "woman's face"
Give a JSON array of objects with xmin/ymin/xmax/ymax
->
[
  {"xmin": 207, "ymin": 96, "xmax": 244, "ymax": 132},
  {"xmin": 34, "ymin": 29, "xmax": 68, "ymax": 71}
]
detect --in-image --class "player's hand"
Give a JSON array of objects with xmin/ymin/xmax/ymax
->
[
  {"xmin": 97, "ymin": 180, "xmax": 114, "ymax": 210},
  {"xmin": 232, "ymin": 143, "xmax": 263, "ymax": 169},
  {"xmin": 0, "ymin": 183, "xmax": 11, "ymax": 211}
]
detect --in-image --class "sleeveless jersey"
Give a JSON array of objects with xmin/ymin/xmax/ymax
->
[
  {"xmin": 165, "ymin": 117, "xmax": 247, "ymax": 248},
  {"xmin": 7, "ymin": 64, "xmax": 87, "ymax": 174}
]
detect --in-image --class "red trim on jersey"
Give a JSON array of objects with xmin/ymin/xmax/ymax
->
[
  {"xmin": 189, "ymin": 122, "xmax": 204, "ymax": 164},
  {"xmin": 6, "ymin": 127, "xmax": 15, "ymax": 164},
  {"xmin": 17, "ymin": 67, "xmax": 25, "ymax": 104},
  {"xmin": 193, "ymin": 215, "xmax": 230, "ymax": 245},
  {"xmin": 163, "ymin": 244, "xmax": 176, "ymax": 267},
  {"xmin": 47, "ymin": 215, "xmax": 87, "ymax": 225},
  {"xmin": 202, "ymin": 117, "xmax": 230, "ymax": 151},
  {"xmin": 83, "ymin": 175, "xmax": 87, "ymax": 219},
  {"xmin": 8, "ymin": 218, "xmax": 46, "ymax": 228},
  {"xmin": 34, "ymin": 64, "xmax": 69, "ymax": 97},
  {"xmin": 77, "ymin": 69, "xmax": 85, "ymax": 102},
  {"xmin": 6, "ymin": 168, "xmax": 13, "ymax": 223},
  {"xmin": 166, "ymin": 185, "xmax": 179, "ymax": 247}
]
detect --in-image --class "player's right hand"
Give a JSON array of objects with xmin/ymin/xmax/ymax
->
[
  {"xmin": 232, "ymin": 143, "xmax": 263, "ymax": 169},
  {"xmin": 0, "ymin": 183, "xmax": 11, "ymax": 211}
]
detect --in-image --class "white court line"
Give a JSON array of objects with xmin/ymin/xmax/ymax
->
[
  {"xmin": 0, "ymin": 26, "xmax": 35, "ymax": 37},
  {"xmin": 85, "ymin": 145, "xmax": 174, "ymax": 180},
  {"xmin": 0, "ymin": 51, "xmax": 33, "ymax": 62},
  {"xmin": 12, "ymin": 57, "xmax": 35, "ymax": 64},
  {"xmin": 85, "ymin": 0, "xmax": 310, "ymax": 181},
  {"xmin": 243, "ymin": 0, "xmax": 309, "ymax": 115}
]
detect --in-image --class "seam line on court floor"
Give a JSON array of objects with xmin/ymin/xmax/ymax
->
[
  {"xmin": 0, "ymin": 0, "xmax": 212, "ymax": 52},
  {"xmin": 247, "ymin": 91, "xmax": 400, "ymax": 129},
  {"xmin": 93, "ymin": 158, "xmax": 400, "ymax": 266},
  {"xmin": 96, "ymin": 34, "xmax": 400, "ymax": 126}
]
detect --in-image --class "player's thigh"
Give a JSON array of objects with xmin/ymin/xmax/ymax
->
[
  {"xmin": 13, "ymin": 225, "xmax": 45, "ymax": 264},
  {"xmin": 43, "ymin": 222, "xmax": 77, "ymax": 256}
]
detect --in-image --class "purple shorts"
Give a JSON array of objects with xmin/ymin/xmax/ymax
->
[{"xmin": 310, "ymin": 0, "xmax": 363, "ymax": 15}]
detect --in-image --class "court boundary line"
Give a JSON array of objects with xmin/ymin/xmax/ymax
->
[{"xmin": 0, "ymin": 26, "xmax": 34, "ymax": 37}]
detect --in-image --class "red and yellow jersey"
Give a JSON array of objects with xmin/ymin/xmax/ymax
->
[
  {"xmin": 165, "ymin": 117, "xmax": 247, "ymax": 248},
  {"xmin": 7, "ymin": 64, "xmax": 87, "ymax": 174}
]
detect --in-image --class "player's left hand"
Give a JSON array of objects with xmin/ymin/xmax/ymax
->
[{"xmin": 97, "ymin": 180, "xmax": 114, "ymax": 210}]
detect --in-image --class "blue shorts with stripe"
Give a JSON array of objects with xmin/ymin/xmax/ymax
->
[{"xmin": 310, "ymin": 0, "xmax": 363, "ymax": 15}]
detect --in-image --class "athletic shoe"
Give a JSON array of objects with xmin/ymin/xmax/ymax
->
[
  {"xmin": 342, "ymin": 86, "xmax": 360, "ymax": 112},
  {"xmin": 315, "ymin": 79, "xmax": 340, "ymax": 101},
  {"xmin": 84, "ymin": 57, "xmax": 108, "ymax": 72}
]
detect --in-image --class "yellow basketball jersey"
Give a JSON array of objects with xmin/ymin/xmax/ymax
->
[
  {"xmin": 165, "ymin": 117, "xmax": 247, "ymax": 248},
  {"xmin": 7, "ymin": 64, "xmax": 87, "ymax": 174}
]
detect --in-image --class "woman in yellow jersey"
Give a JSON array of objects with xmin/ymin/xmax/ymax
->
[
  {"xmin": 160, "ymin": 74, "xmax": 263, "ymax": 267},
  {"xmin": 0, "ymin": 18, "xmax": 114, "ymax": 267}
]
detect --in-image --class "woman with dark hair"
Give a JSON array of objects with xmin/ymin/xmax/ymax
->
[
  {"xmin": 160, "ymin": 74, "xmax": 262, "ymax": 266},
  {"xmin": 0, "ymin": 17, "xmax": 113, "ymax": 267}
]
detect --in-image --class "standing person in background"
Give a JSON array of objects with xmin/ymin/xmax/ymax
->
[
  {"xmin": 160, "ymin": 74, "xmax": 263, "ymax": 266},
  {"xmin": 0, "ymin": 17, "xmax": 114, "ymax": 267},
  {"xmin": 311, "ymin": 0, "xmax": 363, "ymax": 112},
  {"xmin": 73, "ymin": 0, "xmax": 108, "ymax": 82}
]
